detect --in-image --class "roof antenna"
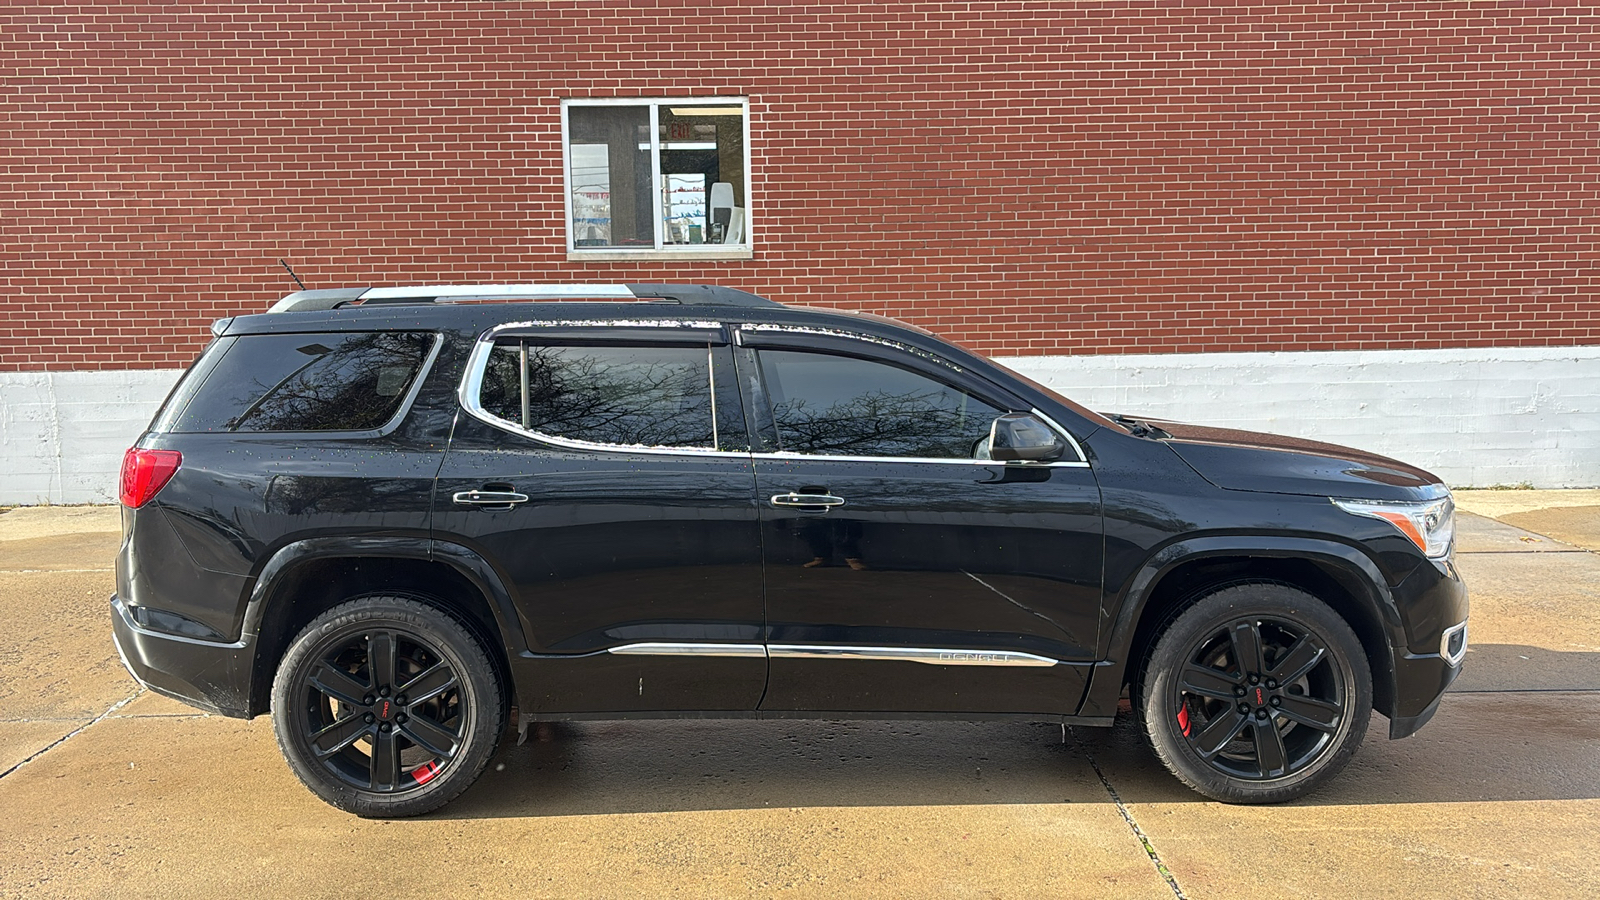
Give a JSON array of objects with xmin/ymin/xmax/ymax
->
[{"xmin": 279, "ymin": 259, "xmax": 308, "ymax": 291}]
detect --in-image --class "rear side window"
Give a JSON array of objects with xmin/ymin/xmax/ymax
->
[
  {"xmin": 477, "ymin": 341, "xmax": 745, "ymax": 451},
  {"xmin": 162, "ymin": 331, "xmax": 435, "ymax": 433}
]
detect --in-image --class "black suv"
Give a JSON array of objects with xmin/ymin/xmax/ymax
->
[{"xmin": 112, "ymin": 283, "xmax": 1467, "ymax": 817}]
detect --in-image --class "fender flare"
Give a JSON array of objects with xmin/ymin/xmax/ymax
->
[
  {"xmin": 1080, "ymin": 535, "xmax": 1404, "ymax": 718},
  {"xmin": 240, "ymin": 535, "xmax": 528, "ymax": 656}
]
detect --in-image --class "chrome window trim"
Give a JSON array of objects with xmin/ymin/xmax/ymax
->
[
  {"xmin": 457, "ymin": 323, "xmax": 1090, "ymax": 468},
  {"xmin": 457, "ymin": 324, "xmax": 745, "ymax": 457},
  {"xmin": 736, "ymin": 326, "xmax": 1091, "ymax": 467},
  {"xmin": 601, "ymin": 642, "xmax": 1062, "ymax": 667},
  {"xmin": 1029, "ymin": 408, "xmax": 1090, "ymax": 465}
]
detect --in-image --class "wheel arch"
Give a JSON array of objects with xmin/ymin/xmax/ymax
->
[
  {"xmin": 1084, "ymin": 537, "xmax": 1403, "ymax": 723},
  {"xmin": 241, "ymin": 537, "xmax": 526, "ymax": 717}
]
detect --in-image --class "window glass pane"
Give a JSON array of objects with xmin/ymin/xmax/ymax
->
[
  {"xmin": 661, "ymin": 105, "xmax": 746, "ymax": 245},
  {"xmin": 663, "ymin": 172, "xmax": 706, "ymax": 243},
  {"xmin": 566, "ymin": 101, "xmax": 747, "ymax": 250},
  {"xmin": 568, "ymin": 105, "xmax": 652, "ymax": 246},
  {"xmin": 522, "ymin": 345, "xmax": 717, "ymax": 448},
  {"xmin": 170, "ymin": 332, "xmax": 432, "ymax": 433},
  {"xmin": 480, "ymin": 343, "xmax": 523, "ymax": 423},
  {"xmin": 757, "ymin": 350, "xmax": 1005, "ymax": 459}
]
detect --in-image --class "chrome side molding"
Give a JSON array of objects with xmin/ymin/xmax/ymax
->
[
  {"xmin": 769, "ymin": 644, "xmax": 1059, "ymax": 667},
  {"xmin": 608, "ymin": 642, "xmax": 766, "ymax": 659},
  {"xmin": 605, "ymin": 642, "xmax": 1060, "ymax": 668}
]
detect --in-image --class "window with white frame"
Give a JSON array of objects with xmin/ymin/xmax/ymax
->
[{"xmin": 563, "ymin": 98, "xmax": 751, "ymax": 255}]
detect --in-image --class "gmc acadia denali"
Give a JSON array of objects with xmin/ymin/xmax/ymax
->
[{"xmin": 112, "ymin": 283, "xmax": 1467, "ymax": 816}]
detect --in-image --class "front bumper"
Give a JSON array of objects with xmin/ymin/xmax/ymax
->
[
  {"xmin": 1387, "ymin": 556, "xmax": 1470, "ymax": 739},
  {"xmin": 111, "ymin": 595, "xmax": 256, "ymax": 719}
]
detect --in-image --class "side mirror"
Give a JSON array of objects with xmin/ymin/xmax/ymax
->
[{"xmin": 988, "ymin": 413, "xmax": 1065, "ymax": 462}]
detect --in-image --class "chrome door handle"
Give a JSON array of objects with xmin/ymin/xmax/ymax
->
[
  {"xmin": 452, "ymin": 490, "xmax": 530, "ymax": 507},
  {"xmin": 770, "ymin": 492, "xmax": 846, "ymax": 509}
]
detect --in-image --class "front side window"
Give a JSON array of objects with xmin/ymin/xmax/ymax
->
[
  {"xmin": 755, "ymin": 350, "xmax": 1007, "ymax": 459},
  {"xmin": 563, "ymin": 98, "xmax": 750, "ymax": 255},
  {"xmin": 479, "ymin": 342, "xmax": 746, "ymax": 451}
]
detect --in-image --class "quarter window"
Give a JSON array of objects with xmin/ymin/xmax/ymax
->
[
  {"xmin": 563, "ymin": 98, "xmax": 750, "ymax": 255},
  {"xmin": 479, "ymin": 342, "xmax": 746, "ymax": 451},
  {"xmin": 755, "ymin": 350, "xmax": 1007, "ymax": 459},
  {"xmin": 161, "ymin": 331, "xmax": 434, "ymax": 433}
]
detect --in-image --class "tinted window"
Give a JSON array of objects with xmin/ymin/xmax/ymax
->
[
  {"xmin": 480, "ymin": 343, "xmax": 734, "ymax": 449},
  {"xmin": 168, "ymin": 332, "xmax": 433, "ymax": 433},
  {"xmin": 756, "ymin": 350, "xmax": 1006, "ymax": 458}
]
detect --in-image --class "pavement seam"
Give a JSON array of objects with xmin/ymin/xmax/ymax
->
[
  {"xmin": 1454, "ymin": 550, "xmax": 1590, "ymax": 555},
  {"xmin": 1072, "ymin": 727, "xmax": 1189, "ymax": 900},
  {"xmin": 0, "ymin": 690, "xmax": 141, "ymax": 781},
  {"xmin": 1449, "ymin": 688, "xmax": 1600, "ymax": 694}
]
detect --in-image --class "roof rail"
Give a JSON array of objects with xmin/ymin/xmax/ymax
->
[
  {"xmin": 268, "ymin": 283, "xmax": 782, "ymax": 313},
  {"xmin": 268, "ymin": 288, "xmax": 367, "ymax": 313},
  {"xmin": 623, "ymin": 284, "xmax": 780, "ymax": 309}
]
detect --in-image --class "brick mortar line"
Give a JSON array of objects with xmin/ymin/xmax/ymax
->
[{"xmin": 0, "ymin": 690, "xmax": 141, "ymax": 782}]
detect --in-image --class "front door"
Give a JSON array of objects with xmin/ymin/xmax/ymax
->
[
  {"xmin": 738, "ymin": 338, "xmax": 1103, "ymax": 715},
  {"xmin": 435, "ymin": 325, "xmax": 766, "ymax": 714}
]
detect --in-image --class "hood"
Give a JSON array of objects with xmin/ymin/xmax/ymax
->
[{"xmin": 1135, "ymin": 418, "xmax": 1448, "ymax": 502}]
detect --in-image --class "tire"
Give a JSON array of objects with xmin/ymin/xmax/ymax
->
[
  {"xmin": 271, "ymin": 595, "xmax": 504, "ymax": 817},
  {"xmin": 1139, "ymin": 583, "xmax": 1372, "ymax": 804}
]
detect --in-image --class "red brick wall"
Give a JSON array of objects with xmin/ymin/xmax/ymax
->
[{"xmin": 2, "ymin": 1, "xmax": 1597, "ymax": 370}]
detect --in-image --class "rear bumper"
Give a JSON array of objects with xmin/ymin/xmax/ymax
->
[{"xmin": 110, "ymin": 595, "xmax": 256, "ymax": 719}]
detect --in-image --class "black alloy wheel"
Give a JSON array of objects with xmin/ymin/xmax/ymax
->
[
  {"xmin": 1140, "ymin": 584, "xmax": 1371, "ymax": 803},
  {"xmin": 271, "ymin": 596, "xmax": 503, "ymax": 817}
]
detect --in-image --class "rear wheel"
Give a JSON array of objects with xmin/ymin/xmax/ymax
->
[
  {"xmin": 271, "ymin": 596, "xmax": 504, "ymax": 817},
  {"xmin": 1139, "ymin": 583, "xmax": 1371, "ymax": 803}
]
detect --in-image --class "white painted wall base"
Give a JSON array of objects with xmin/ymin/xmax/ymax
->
[
  {"xmin": 0, "ymin": 370, "xmax": 185, "ymax": 506},
  {"xmin": 998, "ymin": 346, "xmax": 1600, "ymax": 489},
  {"xmin": 2, "ymin": 345, "xmax": 1596, "ymax": 505}
]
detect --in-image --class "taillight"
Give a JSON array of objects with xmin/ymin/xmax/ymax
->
[{"xmin": 119, "ymin": 448, "xmax": 182, "ymax": 508}]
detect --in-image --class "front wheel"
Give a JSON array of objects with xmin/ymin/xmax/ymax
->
[
  {"xmin": 271, "ymin": 596, "xmax": 504, "ymax": 817},
  {"xmin": 1140, "ymin": 584, "xmax": 1372, "ymax": 804}
]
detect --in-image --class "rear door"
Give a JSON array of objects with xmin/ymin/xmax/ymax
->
[{"xmin": 434, "ymin": 322, "xmax": 766, "ymax": 714}]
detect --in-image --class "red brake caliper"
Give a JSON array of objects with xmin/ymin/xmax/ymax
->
[
  {"xmin": 412, "ymin": 760, "xmax": 441, "ymax": 786},
  {"xmin": 1177, "ymin": 700, "xmax": 1192, "ymax": 737}
]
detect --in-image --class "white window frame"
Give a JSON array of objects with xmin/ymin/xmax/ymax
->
[{"xmin": 561, "ymin": 97, "xmax": 754, "ymax": 262}]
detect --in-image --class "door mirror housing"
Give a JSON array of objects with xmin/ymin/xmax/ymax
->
[{"xmin": 988, "ymin": 413, "xmax": 1065, "ymax": 462}]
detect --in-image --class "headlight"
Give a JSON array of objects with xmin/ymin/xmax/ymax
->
[{"xmin": 1332, "ymin": 496, "xmax": 1455, "ymax": 558}]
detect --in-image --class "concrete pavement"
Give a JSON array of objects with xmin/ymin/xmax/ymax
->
[{"xmin": 1, "ymin": 498, "xmax": 1596, "ymax": 898}]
